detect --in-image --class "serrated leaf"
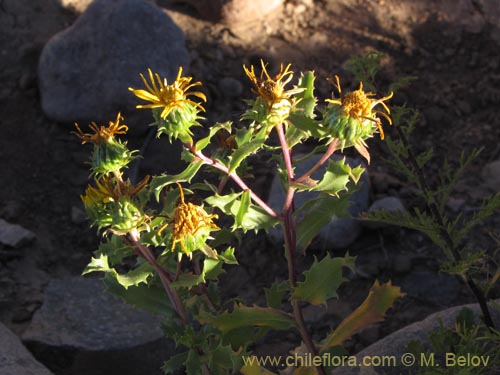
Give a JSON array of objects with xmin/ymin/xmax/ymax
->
[
  {"xmin": 186, "ymin": 349, "xmax": 203, "ymax": 375},
  {"xmin": 198, "ymin": 304, "xmax": 295, "ymax": 334},
  {"xmin": 285, "ymin": 125, "xmax": 308, "ymax": 148},
  {"xmin": 171, "ymin": 272, "xmax": 206, "ymax": 289},
  {"xmin": 103, "ymin": 276, "xmax": 175, "ymax": 317},
  {"xmin": 288, "ymin": 114, "xmax": 326, "ymax": 139},
  {"xmin": 322, "ymin": 280, "xmax": 405, "ymax": 349},
  {"xmin": 265, "ymin": 280, "xmax": 290, "ymax": 309},
  {"xmin": 228, "ymin": 138, "xmax": 265, "ymax": 174},
  {"xmin": 235, "ymin": 126, "xmax": 255, "ymax": 147},
  {"xmin": 296, "ymin": 71, "xmax": 317, "ymax": 118},
  {"xmin": 151, "ymin": 160, "xmax": 204, "ymax": 201},
  {"xmin": 236, "ymin": 190, "xmax": 251, "ymax": 227},
  {"xmin": 219, "ymin": 247, "xmax": 238, "ymax": 265},
  {"xmin": 206, "ymin": 192, "xmax": 279, "ymax": 232},
  {"xmin": 292, "ymin": 254, "xmax": 355, "ymax": 305},
  {"xmin": 204, "ymin": 258, "xmax": 225, "ymax": 280},
  {"xmin": 209, "ymin": 343, "xmax": 236, "ymax": 371},
  {"xmin": 295, "ymin": 193, "xmax": 351, "ymax": 252},
  {"xmin": 83, "ymin": 253, "xmax": 154, "ymax": 289},
  {"xmin": 293, "ymin": 158, "xmax": 364, "ymax": 197},
  {"xmin": 195, "ymin": 121, "xmax": 232, "ymax": 151},
  {"xmin": 96, "ymin": 235, "xmax": 134, "ymax": 265},
  {"xmin": 163, "ymin": 351, "xmax": 189, "ymax": 374}
]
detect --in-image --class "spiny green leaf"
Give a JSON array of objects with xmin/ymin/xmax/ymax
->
[
  {"xmin": 295, "ymin": 193, "xmax": 351, "ymax": 252},
  {"xmin": 322, "ymin": 280, "xmax": 405, "ymax": 349},
  {"xmin": 171, "ymin": 272, "xmax": 205, "ymax": 289},
  {"xmin": 204, "ymin": 258, "xmax": 225, "ymax": 280},
  {"xmin": 206, "ymin": 192, "xmax": 279, "ymax": 232},
  {"xmin": 296, "ymin": 71, "xmax": 317, "ymax": 118},
  {"xmin": 312, "ymin": 158, "xmax": 364, "ymax": 196},
  {"xmin": 195, "ymin": 122, "xmax": 232, "ymax": 152},
  {"xmin": 96, "ymin": 235, "xmax": 134, "ymax": 265},
  {"xmin": 162, "ymin": 352, "xmax": 189, "ymax": 374},
  {"xmin": 83, "ymin": 253, "xmax": 154, "ymax": 289},
  {"xmin": 151, "ymin": 160, "xmax": 204, "ymax": 201},
  {"xmin": 265, "ymin": 280, "xmax": 290, "ymax": 309},
  {"xmin": 208, "ymin": 343, "xmax": 237, "ymax": 372},
  {"xmin": 198, "ymin": 304, "xmax": 295, "ymax": 334},
  {"xmin": 292, "ymin": 253, "xmax": 356, "ymax": 305},
  {"xmin": 186, "ymin": 349, "xmax": 203, "ymax": 375},
  {"xmin": 235, "ymin": 126, "xmax": 255, "ymax": 147},
  {"xmin": 288, "ymin": 113, "xmax": 326, "ymax": 139},
  {"xmin": 228, "ymin": 131, "xmax": 266, "ymax": 174},
  {"xmin": 236, "ymin": 190, "xmax": 251, "ymax": 227},
  {"xmin": 218, "ymin": 247, "xmax": 238, "ymax": 265}
]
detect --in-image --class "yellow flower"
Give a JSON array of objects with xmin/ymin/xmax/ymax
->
[
  {"xmin": 81, "ymin": 174, "xmax": 150, "ymax": 233},
  {"xmin": 74, "ymin": 113, "xmax": 128, "ymax": 144},
  {"xmin": 129, "ymin": 67, "xmax": 206, "ymax": 119},
  {"xmin": 326, "ymin": 75, "xmax": 393, "ymax": 139},
  {"xmin": 82, "ymin": 174, "xmax": 150, "ymax": 206},
  {"xmin": 243, "ymin": 60, "xmax": 303, "ymax": 109},
  {"xmin": 158, "ymin": 184, "xmax": 219, "ymax": 256}
]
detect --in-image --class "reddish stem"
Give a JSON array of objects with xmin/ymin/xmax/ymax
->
[
  {"xmin": 190, "ymin": 147, "xmax": 281, "ymax": 219},
  {"xmin": 296, "ymin": 138, "xmax": 339, "ymax": 184}
]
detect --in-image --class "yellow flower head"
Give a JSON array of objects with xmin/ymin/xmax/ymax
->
[
  {"xmin": 158, "ymin": 184, "xmax": 219, "ymax": 255},
  {"xmin": 81, "ymin": 174, "xmax": 150, "ymax": 233},
  {"xmin": 74, "ymin": 113, "xmax": 128, "ymax": 144},
  {"xmin": 326, "ymin": 75, "xmax": 393, "ymax": 139},
  {"xmin": 129, "ymin": 67, "xmax": 207, "ymax": 119},
  {"xmin": 243, "ymin": 60, "xmax": 303, "ymax": 108},
  {"xmin": 82, "ymin": 174, "xmax": 150, "ymax": 206}
]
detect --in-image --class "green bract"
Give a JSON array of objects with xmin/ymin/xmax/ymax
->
[
  {"xmin": 153, "ymin": 103, "xmax": 202, "ymax": 144},
  {"xmin": 323, "ymin": 105, "xmax": 375, "ymax": 149},
  {"xmin": 90, "ymin": 138, "xmax": 136, "ymax": 177}
]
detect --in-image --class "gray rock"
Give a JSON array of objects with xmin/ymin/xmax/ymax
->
[
  {"xmin": 0, "ymin": 323, "xmax": 54, "ymax": 375},
  {"xmin": 402, "ymin": 271, "xmax": 461, "ymax": 307},
  {"xmin": 267, "ymin": 154, "xmax": 370, "ymax": 250},
  {"xmin": 22, "ymin": 277, "xmax": 173, "ymax": 375},
  {"xmin": 364, "ymin": 196, "xmax": 406, "ymax": 229},
  {"xmin": 38, "ymin": 0, "xmax": 190, "ymax": 123},
  {"xmin": 332, "ymin": 300, "xmax": 500, "ymax": 375},
  {"xmin": 58, "ymin": 0, "xmax": 94, "ymax": 13},
  {"xmin": 481, "ymin": 160, "xmax": 500, "ymax": 192},
  {"xmin": 0, "ymin": 218, "xmax": 36, "ymax": 248}
]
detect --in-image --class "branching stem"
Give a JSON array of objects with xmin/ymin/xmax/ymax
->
[
  {"xmin": 276, "ymin": 123, "xmax": 326, "ymax": 375},
  {"xmin": 190, "ymin": 147, "xmax": 281, "ymax": 219},
  {"xmin": 128, "ymin": 229, "xmax": 189, "ymax": 325}
]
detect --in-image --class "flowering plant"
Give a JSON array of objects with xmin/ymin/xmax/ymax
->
[{"xmin": 77, "ymin": 60, "xmax": 404, "ymax": 374}]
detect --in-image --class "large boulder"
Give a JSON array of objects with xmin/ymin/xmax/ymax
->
[
  {"xmin": 39, "ymin": 0, "xmax": 190, "ymax": 124},
  {"xmin": 22, "ymin": 277, "xmax": 174, "ymax": 375},
  {"xmin": 0, "ymin": 323, "xmax": 54, "ymax": 375},
  {"xmin": 332, "ymin": 300, "xmax": 500, "ymax": 374}
]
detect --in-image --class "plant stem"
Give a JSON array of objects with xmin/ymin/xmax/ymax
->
[
  {"xmin": 296, "ymin": 139, "xmax": 339, "ymax": 184},
  {"xmin": 395, "ymin": 126, "xmax": 496, "ymax": 330},
  {"xmin": 190, "ymin": 147, "xmax": 280, "ymax": 219},
  {"xmin": 277, "ymin": 124, "xmax": 326, "ymax": 375},
  {"xmin": 128, "ymin": 229, "xmax": 189, "ymax": 325}
]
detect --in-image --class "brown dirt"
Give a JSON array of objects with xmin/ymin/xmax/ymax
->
[{"xmin": 1, "ymin": 0, "xmax": 499, "ymax": 367}]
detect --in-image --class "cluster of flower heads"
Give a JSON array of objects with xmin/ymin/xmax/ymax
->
[
  {"xmin": 75, "ymin": 113, "xmax": 218, "ymax": 257},
  {"xmin": 77, "ymin": 60, "xmax": 393, "ymax": 255}
]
